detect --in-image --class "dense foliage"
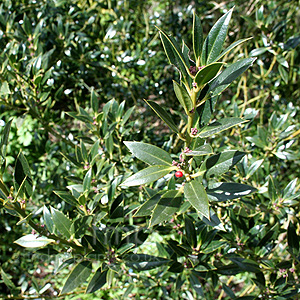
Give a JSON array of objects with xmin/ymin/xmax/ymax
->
[{"xmin": 0, "ymin": 0, "xmax": 299, "ymax": 299}]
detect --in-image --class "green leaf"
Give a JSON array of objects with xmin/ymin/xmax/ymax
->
[
  {"xmin": 14, "ymin": 234, "xmax": 54, "ymax": 248},
  {"xmin": 14, "ymin": 150, "xmax": 32, "ymax": 197},
  {"xmin": 200, "ymin": 150, "xmax": 246, "ymax": 179},
  {"xmin": 173, "ymin": 81, "xmax": 193, "ymax": 114},
  {"xmin": 90, "ymin": 88, "xmax": 99, "ymax": 113},
  {"xmin": 287, "ymin": 222, "xmax": 299, "ymax": 255},
  {"xmin": 193, "ymin": 12, "xmax": 203, "ymax": 62},
  {"xmin": 184, "ymin": 178, "xmax": 210, "ymax": 219},
  {"xmin": 214, "ymin": 38, "xmax": 252, "ymax": 62},
  {"xmin": 124, "ymin": 141, "xmax": 172, "ymax": 166},
  {"xmin": 86, "ymin": 268, "xmax": 107, "ymax": 293},
  {"xmin": 185, "ymin": 144, "xmax": 213, "ymax": 156},
  {"xmin": 61, "ymin": 261, "xmax": 92, "ymax": 295},
  {"xmin": 194, "ymin": 62, "xmax": 224, "ymax": 88},
  {"xmin": 198, "ymin": 117, "xmax": 247, "ymax": 138},
  {"xmin": 145, "ymin": 100, "xmax": 179, "ymax": 134},
  {"xmin": 50, "ymin": 207, "xmax": 73, "ymax": 239},
  {"xmin": 43, "ymin": 205, "xmax": 54, "ymax": 233},
  {"xmin": 229, "ymin": 257, "xmax": 261, "ymax": 273},
  {"xmin": 190, "ymin": 272, "xmax": 204, "ymax": 296},
  {"xmin": 83, "ymin": 168, "xmax": 92, "ymax": 192},
  {"xmin": 54, "ymin": 191, "xmax": 78, "ymax": 206},
  {"xmin": 134, "ymin": 191, "xmax": 164, "ymax": 217},
  {"xmin": 278, "ymin": 65, "xmax": 288, "ymax": 84},
  {"xmin": 150, "ymin": 190, "xmax": 182, "ymax": 227},
  {"xmin": 158, "ymin": 28, "xmax": 190, "ymax": 83},
  {"xmin": 185, "ymin": 215, "xmax": 197, "ymax": 248},
  {"xmin": 125, "ymin": 254, "xmax": 170, "ymax": 271},
  {"xmin": 0, "ymin": 119, "xmax": 12, "ymax": 157},
  {"xmin": 207, "ymin": 182, "xmax": 257, "ymax": 201},
  {"xmin": 122, "ymin": 165, "xmax": 175, "ymax": 187},
  {"xmin": 201, "ymin": 8, "xmax": 233, "ymax": 65},
  {"xmin": 209, "ymin": 58, "xmax": 257, "ymax": 97},
  {"xmin": 0, "ymin": 81, "xmax": 11, "ymax": 96}
]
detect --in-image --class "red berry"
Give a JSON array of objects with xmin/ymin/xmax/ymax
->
[{"xmin": 175, "ymin": 171, "xmax": 183, "ymax": 178}]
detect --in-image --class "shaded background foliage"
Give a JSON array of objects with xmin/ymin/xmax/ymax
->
[{"xmin": 0, "ymin": 0, "xmax": 299, "ymax": 299}]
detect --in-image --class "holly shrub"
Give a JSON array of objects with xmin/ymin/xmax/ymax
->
[{"xmin": 0, "ymin": 1, "xmax": 299, "ymax": 299}]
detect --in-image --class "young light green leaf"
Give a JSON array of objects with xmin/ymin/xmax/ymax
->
[
  {"xmin": 145, "ymin": 100, "xmax": 179, "ymax": 133},
  {"xmin": 198, "ymin": 117, "xmax": 247, "ymax": 138},
  {"xmin": 124, "ymin": 141, "xmax": 172, "ymax": 166},
  {"xmin": 86, "ymin": 268, "xmax": 108, "ymax": 294},
  {"xmin": 184, "ymin": 178, "xmax": 210, "ymax": 219},
  {"xmin": 193, "ymin": 11, "xmax": 203, "ymax": 62},
  {"xmin": 201, "ymin": 8, "xmax": 233, "ymax": 65},
  {"xmin": 50, "ymin": 207, "xmax": 73, "ymax": 239},
  {"xmin": 200, "ymin": 150, "xmax": 246, "ymax": 179},
  {"xmin": 122, "ymin": 165, "xmax": 175, "ymax": 187},
  {"xmin": 61, "ymin": 261, "xmax": 92, "ymax": 295},
  {"xmin": 194, "ymin": 62, "xmax": 224, "ymax": 88},
  {"xmin": 14, "ymin": 234, "xmax": 55, "ymax": 248},
  {"xmin": 173, "ymin": 81, "xmax": 193, "ymax": 114},
  {"xmin": 150, "ymin": 190, "xmax": 182, "ymax": 227}
]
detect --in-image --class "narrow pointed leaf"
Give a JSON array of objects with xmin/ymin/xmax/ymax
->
[
  {"xmin": 0, "ymin": 119, "xmax": 12, "ymax": 157},
  {"xmin": 214, "ymin": 37, "xmax": 252, "ymax": 61},
  {"xmin": 124, "ymin": 141, "xmax": 172, "ymax": 166},
  {"xmin": 86, "ymin": 268, "xmax": 108, "ymax": 293},
  {"xmin": 43, "ymin": 205, "xmax": 54, "ymax": 233},
  {"xmin": 122, "ymin": 165, "xmax": 175, "ymax": 187},
  {"xmin": 125, "ymin": 254, "xmax": 170, "ymax": 271},
  {"xmin": 61, "ymin": 261, "xmax": 92, "ymax": 295},
  {"xmin": 83, "ymin": 168, "xmax": 92, "ymax": 192},
  {"xmin": 193, "ymin": 12, "xmax": 203, "ymax": 61},
  {"xmin": 190, "ymin": 272, "xmax": 205, "ymax": 296},
  {"xmin": 150, "ymin": 190, "xmax": 182, "ymax": 227},
  {"xmin": 54, "ymin": 191, "xmax": 78, "ymax": 206},
  {"xmin": 185, "ymin": 144, "xmax": 213, "ymax": 156},
  {"xmin": 134, "ymin": 192, "xmax": 164, "ymax": 217},
  {"xmin": 145, "ymin": 100, "xmax": 179, "ymax": 134},
  {"xmin": 158, "ymin": 28, "xmax": 190, "ymax": 81},
  {"xmin": 200, "ymin": 150, "xmax": 246, "ymax": 179},
  {"xmin": 199, "ymin": 117, "xmax": 247, "ymax": 138},
  {"xmin": 50, "ymin": 207, "xmax": 73, "ymax": 239},
  {"xmin": 173, "ymin": 81, "xmax": 193, "ymax": 114},
  {"xmin": 201, "ymin": 8, "xmax": 233, "ymax": 65},
  {"xmin": 194, "ymin": 62, "xmax": 224, "ymax": 88},
  {"xmin": 184, "ymin": 178, "xmax": 210, "ymax": 219}
]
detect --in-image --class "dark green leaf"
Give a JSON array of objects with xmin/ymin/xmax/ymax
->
[
  {"xmin": 150, "ymin": 190, "xmax": 182, "ymax": 227},
  {"xmin": 185, "ymin": 215, "xmax": 197, "ymax": 248},
  {"xmin": 83, "ymin": 168, "xmax": 92, "ymax": 192},
  {"xmin": 61, "ymin": 261, "xmax": 92, "ymax": 295},
  {"xmin": 0, "ymin": 119, "xmax": 12, "ymax": 157},
  {"xmin": 134, "ymin": 192, "xmax": 163, "ymax": 217},
  {"xmin": 122, "ymin": 165, "xmax": 175, "ymax": 187},
  {"xmin": 90, "ymin": 88, "xmax": 99, "ymax": 113},
  {"xmin": 190, "ymin": 272, "xmax": 204, "ymax": 296},
  {"xmin": 43, "ymin": 205, "xmax": 54, "ymax": 233},
  {"xmin": 124, "ymin": 141, "xmax": 172, "ymax": 166},
  {"xmin": 86, "ymin": 268, "xmax": 107, "ymax": 293},
  {"xmin": 222, "ymin": 284, "xmax": 235, "ymax": 299},
  {"xmin": 125, "ymin": 254, "xmax": 170, "ymax": 271},
  {"xmin": 201, "ymin": 8, "xmax": 233, "ymax": 65},
  {"xmin": 200, "ymin": 151, "xmax": 246, "ymax": 179},
  {"xmin": 229, "ymin": 257, "xmax": 261, "ymax": 273},
  {"xmin": 184, "ymin": 178, "xmax": 210, "ymax": 219},
  {"xmin": 54, "ymin": 191, "xmax": 78, "ymax": 206},
  {"xmin": 145, "ymin": 100, "xmax": 179, "ymax": 134},
  {"xmin": 186, "ymin": 144, "xmax": 213, "ymax": 156},
  {"xmin": 194, "ymin": 62, "xmax": 224, "ymax": 88},
  {"xmin": 287, "ymin": 222, "xmax": 299, "ymax": 255},
  {"xmin": 193, "ymin": 12, "xmax": 203, "ymax": 62}
]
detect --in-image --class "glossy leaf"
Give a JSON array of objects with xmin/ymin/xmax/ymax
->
[
  {"xmin": 185, "ymin": 215, "xmax": 197, "ymax": 248},
  {"xmin": 124, "ymin": 141, "xmax": 172, "ymax": 166},
  {"xmin": 229, "ymin": 257, "xmax": 261, "ymax": 273},
  {"xmin": 207, "ymin": 182, "xmax": 256, "ymax": 201},
  {"xmin": 0, "ymin": 119, "xmax": 12, "ymax": 157},
  {"xmin": 190, "ymin": 272, "xmax": 204, "ymax": 296},
  {"xmin": 145, "ymin": 100, "xmax": 179, "ymax": 133},
  {"xmin": 193, "ymin": 12, "xmax": 203, "ymax": 62},
  {"xmin": 122, "ymin": 165, "xmax": 175, "ymax": 187},
  {"xmin": 158, "ymin": 28, "xmax": 190, "ymax": 82},
  {"xmin": 201, "ymin": 8, "xmax": 233, "ymax": 65},
  {"xmin": 83, "ymin": 168, "xmax": 92, "ymax": 192},
  {"xmin": 287, "ymin": 222, "xmax": 299, "ymax": 255},
  {"xmin": 150, "ymin": 190, "xmax": 182, "ymax": 227},
  {"xmin": 184, "ymin": 178, "xmax": 210, "ymax": 219},
  {"xmin": 50, "ymin": 207, "xmax": 73, "ymax": 239},
  {"xmin": 173, "ymin": 81, "xmax": 193, "ymax": 114},
  {"xmin": 86, "ymin": 268, "xmax": 107, "ymax": 293},
  {"xmin": 198, "ymin": 117, "xmax": 247, "ymax": 138},
  {"xmin": 125, "ymin": 254, "xmax": 170, "ymax": 271},
  {"xmin": 90, "ymin": 88, "xmax": 99, "ymax": 113},
  {"xmin": 43, "ymin": 205, "xmax": 54, "ymax": 233},
  {"xmin": 185, "ymin": 144, "xmax": 213, "ymax": 156},
  {"xmin": 134, "ymin": 192, "xmax": 163, "ymax": 217},
  {"xmin": 61, "ymin": 261, "xmax": 92, "ymax": 295},
  {"xmin": 14, "ymin": 234, "xmax": 54, "ymax": 248},
  {"xmin": 194, "ymin": 62, "xmax": 224, "ymax": 88},
  {"xmin": 200, "ymin": 151, "xmax": 246, "ymax": 179},
  {"xmin": 54, "ymin": 191, "xmax": 78, "ymax": 206}
]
